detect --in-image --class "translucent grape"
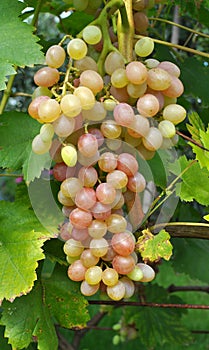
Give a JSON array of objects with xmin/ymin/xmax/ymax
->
[
  {"xmin": 127, "ymin": 266, "xmax": 143, "ymax": 281},
  {"xmin": 61, "ymin": 145, "xmax": 77, "ymax": 167},
  {"xmin": 32, "ymin": 134, "xmax": 52, "ymax": 154},
  {"xmin": 71, "ymin": 227, "xmax": 89, "ymax": 241},
  {"xmin": 88, "ymin": 219, "xmax": 107, "ymax": 238},
  {"xmin": 117, "ymin": 153, "xmax": 139, "ymax": 176},
  {"xmin": 82, "ymin": 25, "xmax": 102, "ymax": 45},
  {"xmin": 53, "ymin": 114, "xmax": 75, "ymax": 138},
  {"xmin": 67, "ymin": 38, "xmax": 88, "ymax": 60},
  {"xmin": 64, "ymin": 238, "xmax": 84, "ymax": 257},
  {"xmin": 80, "ymin": 249, "xmax": 99, "ymax": 268},
  {"xmin": 158, "ymin": 120, "xmax": 176, "ymax": 138},
  {"xmin": 163, "ymin": 104, "xmax": 186, "ymax": 125},
  {"xmin": 74, "ymin": 86, "xmax": 95, "ymax": 110},
  {"xmin": 135, "ymin": 37, "xmax": 154, "ymax": 57},
  {"xmin": 74, "ymin": 56, "xmax": 98, "ymax": 72},
  {"xmin": 60, "ymin": 94, "xmax": 82, "ymax": 118},
  {"xmin": 89, "ymin": 128, "xmax": 104, "ymax": 147},
  {"xmin": 120, "ymin": 276, "xmax": 135, "ymax": 298},
  {"xmin": 111, "ymin": 68, "xmax": 129, "ymax": 88},
  {"xmin": 113, "ymin": 103, "xmax": 135, "ymax": 127},
  {"xmin": 128, "ymin": 114, "xmax": 150, "ymax": 138},
  {"xmin": 89, "ymin": 237, "xmax": 109, "ymax": 257},
  {"xmin": 142, "ymin": 127, "xmax": 163, "ymax": 151},
  {"xmin": 85, "ymin": 266, "xmax": 103, "ymax": 285},
  {"xmin": 137, "ymin": 93, "xmax": 160, "ymax": 117},
  {"xmin": 127, "ymin": 82, "xmax": 147, "ymax": 98},
  {"xmin": 125, "ymin": 61, "xmax": 148, "ymax": 85},
  {"xmin": 67, "ymin": 260, "xmax": 87, "ymax": 281},
  {"xmin": 147, "ymin": 68, "xmax": 171, "ymax": 90},
  {"xmin": 158, "ymin": 61, "xmax": 180, "ymax": 77},
  {"xmin": 45, "ymin": 45, "xmax": 66, "ymax": 68},
  {"xmin": 102, "ymin": 268, "xmax": 119, "ymax": 287},
  {"xmin": 106, "ymin": 170, "xmax": 128, "ymax": 189},
  {"xmin": 34, "ymin": 67, "xmax": 60, "ymax": 87},
  {"xmin": 80, "ymin": 280, "xmax": 100, "ymax": 296},
  {"xmin": 112, "ymin": 255, "xmax": 135, "ymax": 274},
  {"xmin": 91, "ymin": 201, "xmax": 112, "ymax": 221},
  {"xmin": 32, "ymin": 86, "xmax": 52, "ymax": 99},
  {"xmin": 109, "ymin": 86, "xmax": 129, "ymax": 103},
  {"xmin": 78, "ymin": 133, "xmax": 98, "ymax": 157},
  {"xmin": 127, "ymin": 172, "xmax": 146, "ymax": 192},
  {"xmin": 137, "ymin": 262, "xmax": 155, "ymax": 282},
  {"xmin": 106, "ymin": 280, "xmax": 126, "ymax": 300},
  {"xmin": 78, "ymin": 150, "xmax": 100, "ymax": 167},
  {"xmin": 98, "ymin": 152, "xmax": 117, "ymax": 172},
  {"xmin": 58, "ymin": 191, "xmax": 75, "ymax": 206},
  {"xmin": 61, "ymin": 177, "xmax": 83, "ymax": 198},
  {"xmin": 38, "ymin": 98, "xmax": 61, "ymax": 122},
  {"xmin": 70, "ymin": 208, "xmax": 93, "ymax": 229},
  {"xmin": 39, "ymin": 123, "xmax": 54, "ymax": 142},
  {"xmin": 106, "ymin": 138, "xmax": 122, "ymax": 151},
  {"xmin": 78, "ymin": 166, "xmax": 98, "ymax": 187},
  {"xmin": 103, "ymin": 99, "xmax": 117, "ymax": 111},
  {"xmin": 104, "ymin": 51, "xmax": 125, "ymax": 75},
  {"xmin": 100, "ymin": 120, "xmax": 122, "ymax": 139},
  {"xmin": 162, "ymin": 76, "xmax": 184, "ymax": 98},
  {"xmin": 75, "ymin": 187, "xmax": 96, "ymax": 210},
  {"xmin": 96, "ymin": 182, "xmax": 116, "ymax": 205},
  {"xmin": 111, "ymin": 232, "xmax": 135, "ymax": 256},
  {"xmin": 82, "ymin": 101, "xmax": 107, "ymax": 121},
  {"xmin": 80, "ymin": 69, "xmax": 104, "ymax": 94},
  {"xmin": 145, "ymin": 58, "xmax": 159, "ymax": 69}
]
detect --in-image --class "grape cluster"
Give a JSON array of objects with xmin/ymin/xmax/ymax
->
[{"xmin": 28, "ymin": 10, "xmax": 186, "ymax": 300}]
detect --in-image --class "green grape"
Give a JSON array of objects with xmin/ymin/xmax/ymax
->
[
  {"xmin": 112, "ymin": 334, "xmax": 121, "ymax": 346},
  {"xmin": 74, "ymin": 86, "xmax": 95, "ymax": 110},
  {"xmin": 158, "ymin": 120, "xmax": 176, "ymax": 138},
  {"xmin": 111, "ymin": 68, "xmax": 129, "ymax": 88},
  {"xmin": 32, "ymin": 86, "xmax": 52, "ymax": 99},
  {"xmin": 67, "ymin": 38, "xmax": 88, "ymax": 60},
  {"xmin": 32, "ymin": 134, "xmax": 52, "ymax": 155},
  {"xmin": 135, "ymin": 37, "xmax": 154, "ymax": 57},
  {"xmin": 40, "ymin": 123, "xmax": 54, "ymax": 142},
  {"xmin": 163, "ymin": 104, "xmax": 186, "ymax": 125},
  {"xmin": 61, "ymin": 144, "xmax": 77, "ymax": 167},
  {"xmin": 83, "ymin": 25, "xmax": 102, "ymax": 45},
  {"xmin": 73, "ymin": 0, "xmax": 89, "ymax": 11},
  {"xmin": 127, "ymin": 266, "xmax": 143, "ymax": 281}
]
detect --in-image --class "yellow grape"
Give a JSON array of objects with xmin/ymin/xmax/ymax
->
[{"xmin": 61, "ymin": 144, "xmax": 78, "ymax": 167}]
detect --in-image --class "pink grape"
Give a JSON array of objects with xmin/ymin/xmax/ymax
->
[
  {"xmin": 67, "ymin": 260, "xmax": 87, "ymax": 281},
  {"xmin": 80, "ymin": 248, "xmax": 99, "ymax": 268},
  {"xmin": 113, "ymin": 103, "xmax": 135, "ymax": 127},
  {"xmin": 111, "ymin": 232, "xmax": 135, "ymax": 256},
  {"xmin": 91, "ymin": 201, "xmax": 112, "ymax": 220},
  {"xmin": 78, "ymin": 166, "xmax": 98, "ymax": 187},
  {"xmin": 75, "ymin": 187, "xmax": 97, "ymax": 210},
  {"xmin": 112, "ymin": 255, "xmax": 135, "ymax": 275},
  {"xmin": 96, "ymin": 182, "xmax": 116, "ymax": 205},
  {"xmin": 69, "ymin": 208, "xmax": 93, "ymax": 229},
  {"xmin": 71, "ymin": 227, "xmax": 89, "ymax": 241},
  {"xmin": 106, "ymin": 170, "xmax": 128, "ymax": 189},
  {"xmin": 137, "ymin": 93, "xmax": 160, "ymax": 117},
  {"xmin": 117, "ymin": 153, "xmax": 139, "ymax": 176},
  {"xmin": 34, "ymin": 67, "xmax": 60, "ymax": 87},
  {"xmin": 126, "ymin": 61, "xmax": 148, "ymax": 85},
  {"xmin": 127, "ymin": 172, "xmax": 146, "ymax": 192},
  {"xmin": 78, "ymin": 133, "xmax": 98, "ymax": 157},
  {"xmin": 98, "ymin": 152, "xmax": 117, "ymax": 172}
]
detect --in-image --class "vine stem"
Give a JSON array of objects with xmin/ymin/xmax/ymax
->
[
  {"xmin": 0, "ymin": 173, "xmax": 22, "ymax": 177},
  {"xmin": 88, "ymin": 300, "xmax": 209, "ymax": 309},
  {"xmin": 134, "ymin": 34, "xmax": 209, "ymax": 59},
  {"xmin": 176, "ymin": 130, "xmax": 209, "ymax": 152},
  {"xmin": 149, "ymin": 17, "xmax": 209, "ymax": 39},
  {"xmin": 117, "ymin": 0, "xmax": 134, "ymax": 62},
  {"xmin": 31, "ymin": 0, "xmax": 44, "ymax": 28},
  {"xmin": 150, "ymin": 221, "xmax": 209, "ymax": 239}
]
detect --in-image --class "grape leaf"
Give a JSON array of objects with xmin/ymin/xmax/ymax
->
[
  {"xmin": 0, "ymin": 0, "xmax": 44, "ymax": 90},
  {"xmin": 189, "ymin": 127, "xmax": 209, "ymax": 171},
  {"xmin": 136, "ymin": 229, "xmax": 173, "ymax": 262},
  {"xmin": 58, "ymin": 11, "xmax": 94, "ymax": 35},
  {"xmin": 171, "ymin": 238, "xmax": 209, "ymax": 282},
  {"xmin": 169, "ymin": 155, "xmax": 209, "ymax": 205},
  {"xmin": 125, "ymin": 284, "xmax": 192, "ymax": 348},
  {"xmin": 0, "ymin": 326, "xmax": 11, "ymax": 350},
  {"xmin": 0, "ymin": 185, "xmax": 52, "ymax": 301},
  {"xmin": 0, "ymin": 266, "xmax": 90, "ymax": 349},
  {"xmin": 186, "ymin": 111, "xmax": 205, "ymax": 142},
  {"xmin": 0, "ymin": 112, "xmax": 51, "ymax": 182}
]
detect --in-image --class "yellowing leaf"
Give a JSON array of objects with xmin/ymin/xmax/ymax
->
[{"xmin": 137, "ymin": 229, "xmax": 173, "ymax": 262}]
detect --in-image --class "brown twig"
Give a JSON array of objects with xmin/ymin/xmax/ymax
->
[
  {"xmin": 168, "ymin": 284, "xmax": 209, "ymax": 294},
  {"xmin": 88, "ymin": 300, "xmax": 209, "ymax": 309},
  {"xmin": 176, "ymin": 130, "xmax": 209, "ymax": 152}
]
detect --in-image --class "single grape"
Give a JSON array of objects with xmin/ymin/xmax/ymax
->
[
  {"xmin": 71, "ymin": 227, "xmax": 89, "ymax": 241},
  {"xmin": 85, "ymin": 266, "xmax": 103, "ymax": 285},
  {"xmin": 89, "ymin": 128, "xmax": 104, "ymax": 147},
  {"xmin": 111, "ymin": 232, "xmax": 135, "ymax": 256},
  {"xmin": 100, "ymin": 120, "xmax": 122, "ymax": 139},
  {"xmin": 73, "ymin": 0, "xmax": 89, "ymax": 11},
  {"xmin": 137, "ymin": 262, "xmax": 155, "ymax": 282},
  {"xmin": 64, "ymin": 238, "xmax": 84, "ymax": 257},
  {"xmin": 125, "ymin": 61, "xmax": 148, "ymax": 85},
  {"xmin": 80, "ymin": 280, "xmax": 100, "ymax": 296},
  {"xmin": 102, "ymin": 268, "xmax": 119, "ymax": 287},
  {"xmin": 113, "ymin": 103, "xmax": 135, "ymax": 127},
  {"xmin": 145, "ymin": 58, "xmax": 159, "ymax": 69},
  {"xmin": 96, "ymin": 182, "xmax": 116, "ymax": 205},
  {"xmin": 39, "ymin": 123, "xmax": 54, "ymax": 142},
  {"xmin": 74, "ymin": 86, "xmax": 95, "ymax": 110},
  {"xmin": 147, "ymin": 68, "xmax": 171, "ymax": 90},
  {"xmin": 88, "ymin": 219, "xmax": 107, "ymax": 238},
  {"xmin": 74, "ymin": 56, "xmax": 98, "ymax": 72},
  {"xmin": 133, "ymin": 11, "xmax": 149, "ymax": 33},
  {"xmin": 78, "ymin": 133, "xmax": 98, "ymax": 157},
  {"xmin": 78, "ymin": 166, "xmax": 98, "ymax": 187},
  {"xmin": 38, "ymin": 98, "xmax": 61, "ymax": 122},
  {"xmin": 110, "ymin": 85, "xmax": 129, "ymax": 103},
  {"xmin": 158, "ymin": 120, "xmax": 176, "ymax": 138},
  {"xmin": 80, "ymin": 249, "xmax": 99, "ymax": 268},
  {"xmin": 127, "ymin": 82, "xmax": 147, "ymax": 98},
  {"xmin": 53, "ymin": 114, "xmax": 75, "ymax": 138},
  {"xmin": 80, "ymin": 69, "xmax": 104, "ymax": 94},
  {"xmin": 34, "ymin": 67, "xmax": 60, "ymax": 87},
  {"xmin": 61, "ymin": 177, "xmax": 83, "ymax": 198},
  {"xmin": 58, "ymin": 191, "xmax": 75, "ymax": 206},
  {"xmin": 75, "ymin": 187, "xmax": 97, "ymax": 210},
  {"xmin": 103, "ymin": 99, "xmax": 117, "ymax": 111},
  {"xmin": 32, "ymin": 134, "xmax": 52, "ymax": 154},
  {"xmin": 89, "ymin": 237, "xmax": 109, "ymax": 257},
  {"xmin": 120, "ymin": 276, "xmax": 135, "ymax": 298},
  {"xmin": 162, "ymin": 76, "xmax": 184, "ymax": 98},
  {"xmin": 67, "ymin": 38, "xmax": 88, "ymax": 60},
  {"xmin": 82, "ymin": 25, "xmax": 102, "ymax": 45},
  {"xmin": 67, "ymin": 260, "xmax": 87, "ymax": 281},
  {"xmin": 91, "ymin": 202, "xmax": 111, "ymax": 220},
  {"xmin": 98, "ymin": 152, "xmax": 117, "ymax": 172},
  {"xmin": 32, "ymin": 86, "xmax": 52, "ymax": 99},
  {"xmin": 106, "ymin": 280, "xmax": 126, "ymax": 300},
  {"xmin": 45, "ymin": 45, "xmax": 66, "ymax": 68},
  {"xmin": 127, "ymin": 266, "xmax": 143, "ymax": 281},
  {"xmin": 128, "ymin": 114, "xmax": 150, "ymax": 138},
  {"xmin": 142, "ymin": 127, "xmax": 163, "ymax": 151},
  {"xmin": 70, "ymin": 208, "xmax": 93, "ymax": 229},
  {"xmin": 117, "ymin": 153, "xmax": 139, "ymax": 176},
  {"xmin": 135, "ymin": 37, "xmax": 154, "ymax": 57},
  {"xmin": 127, "ymin": 172, "xmax": 146, "ymax": 193},
  {"xmin": 78, "ymin": 150, "xmax": 100, "ymax": 167},
  {"xmin": 137, "ymin": 93, "xmax": 160, "ymax": 117},
  {"xmin": 112, "ymin": 255, "xmax": 135, "ymax": 275},
  {"xmin": 61, "ymin": 145, "xmax": 77, "ymax": 167},
  {"xmin": 158, "ymin": 61, "xmax": 181, "ymax": 77},
  {"xmin": 60, "ymin": 94, "xmax": 82, "ymax": 118},
  {"xmin": 82, "ymin": 101, "xmax": 107, "ymax": 122},
  {"xmin": 111, "ymin": 68, "xmax": 129, "ymax": 88},
  {"xmin": 104, "ymin": 51, "xmax": 125, "ymax": 75},
  {"xmin": 163, "ymin": 104, "xmax": 186, "ymax": 125},
  {"xmin": 106, "ymin": 170, "xmax": 128, "ymax": 189}
]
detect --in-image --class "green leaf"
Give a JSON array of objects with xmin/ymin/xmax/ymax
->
[
  {"xmin": 0, "ymin": 283, "xmax": 58, "ymax": 350},
  {"xmin": 186, "ymin": 111, "xmax": 205, "ymax": 142},
  {"xmin": 172, "ymin": 238, "xmax": 209, "ymax": 282},
  {"xmin": 125, "ymin": 284, "xmax": 192, "ymax": 348},
  {"xmin": 0, "ymin": 266, "xmax": 90, "ymax": 349},
  {"xmin": 44, "ymin": 265, "xmax": 90, "ymax": 328},
  {"xmin": 58, "ymin": 12, "xmax": 94, "ymax": 35},
  {"xmin": 0, "ymin": 326, "xmax": 11, "ymax": 350},
  {"xmin": 169, "ymin": 156, "xmax": 209, "ymax": 205},
  {"xmin": 146, "ymin": 149, "xmax": 170, "ymax": 188},
  {"xmin": 191, "ymin": 127, "xmax": 209, "ymax": 171},
  {"xmin": 0, "ymin": 112, "xmax": 51, "ymax": 182},
  {"xmin": 0, "ymin": 0, "xmax": 44, "ymax": 90},
  {"xmin": 0, "ymin": 186, "xmax": 52, "ymax": 302},
  {"xmin": 136, "ymin": 229, "xmax": 173, "ymax": 262}
]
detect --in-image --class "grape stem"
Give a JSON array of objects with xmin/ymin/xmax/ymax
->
[
  {"xmin": 134, "ymin": 34, "xmax": 209, "ymax": 59},
  {"xmin": 176, "ymin": 130, "xmax": 209, "ymax": 152},
  {"xmin": 150, "ymin": 222, "xmax": 209, "ymax": 240},
  {"xmin": 117, "ymin": 0, "xmax": 134, "ymax": 62}
]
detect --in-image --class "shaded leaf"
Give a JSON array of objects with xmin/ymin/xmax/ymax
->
[
  {"xmin": 186, "ymin": 111, "xmax": 205, "ymax": 142},
  {"xmin": 58, "ymin": 11, "xmax": 94, "ymax": 35}
]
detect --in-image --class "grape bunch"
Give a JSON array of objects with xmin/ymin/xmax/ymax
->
[{"xmin": 28, "ymin": 4, "xmax": 187, "ymax": 300}]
